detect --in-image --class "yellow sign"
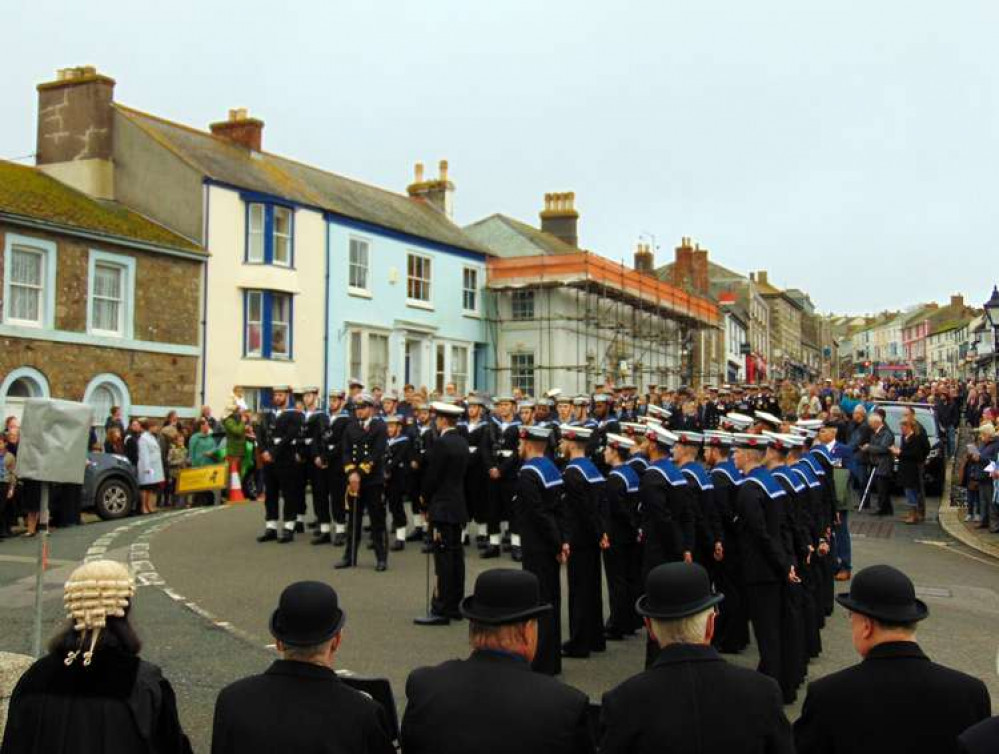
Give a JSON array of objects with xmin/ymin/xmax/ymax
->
[{"xmin": 176, "ymin": 464, "xmax": 227, "ymax": 494}]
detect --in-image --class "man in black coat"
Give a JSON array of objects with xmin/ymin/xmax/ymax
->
[
  {"xmin": 256, "ymin": 385, "xmax": 306, "ymax": 544},
  {"xmin": 211, "ymin": 581, "xmax": 395, "ymax": 754},
  {"xmin": 861, "ymin": 409, "xmax": 895, "ymax": 516},
  {"xmin": 600, "ymin": 562, "xmax": 792, "ymax": 754},
  {"xmin": 414, "ymin": 402, "xmax": 470, "ymax": 626},
  {"xmin": 402, "ymin": 569, "xmax": 594, "ymax": 754},
  {"xmin": 794, "ymin": 564, "xmax": 992, "ymax": 754},
  {"xmin": 336, "ymin": 392, "xmax": 389, "ymax": 571}
]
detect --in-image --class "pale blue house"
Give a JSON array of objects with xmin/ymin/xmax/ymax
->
[{"xmin": 326, "ymin": 161, "xmax": 491, "ymax": 395}]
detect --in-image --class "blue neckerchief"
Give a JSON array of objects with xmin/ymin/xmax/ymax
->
[
  {"xmin": 810, "ymin": 444, "xmax": 833, "ymax": 463},
  {"xmin": 710, "ymin": 459, "xmax": 743, "ymax": 486},
  {"xmin": 744, "ymin": 466, "xmax": 786, "ymax": 499},
  {"xmin": 771, "ymin": 464, "xmax": 805, "ymax": 493},
  {"xmin": 493, "ymin": 416, "xmax": 522, "ymax": 433},
  {"xmin": 582, "ymin": 417, "xmax": 598, "ymax": 429},
  {"xmin": 647, "ymin": 458, "xmax": 688, "ymax": 487},
  {"xmin": 330, "ymin": 410, "xmax": 349, "ymax": 418},
  {"xmin": 388, "ymin": 435, "xmax": 410, "ymax": 447},
  {"xmin": 792, "ymin": 461, "xmax": 822, "ymax": 488},
  {"xmin": 680, "ymin": 461, "xmax": 714, "ymax": 490},
  {"xmin": 566, "ymin": 456, "xmax": 605, "ymax": 484},
  {"xmin": 522, "ymin": 456, "xmax": 563, "ymax": 488},
  {"xmin": 609, "ymin": 464, "xmax": 640, "ymax": 493},
  {"xmin": 801, "ymin": 454, "xmax": 826, "ymax": 477},
  {"xmin": 627, "ymin": 454, "xmax": 649, "ymax": 472}
]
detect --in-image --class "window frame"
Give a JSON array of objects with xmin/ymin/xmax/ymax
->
[
  {"xmin": 86, "ymin": 250, "xmax": 136, "ymax": 339},
  {"xmin": 348, "ymin": 236, "xmax": 371, "ymax": 295},
  {"xmin": 243, "ymin": 289, "xmax": 294, "ymax": 360},
  {"xmin": 406, "ymin": 252, "xmax": 433, "ymax": 308},
  {"xmin": 346, "ymin": 327, "xmax": 393, "ymax": 388},
  {"xmin": 244, "ymin": 201, "xmax": 295, "ymax": 268},
  {"xmin": 3, "ymin": 234, "xmax": 57, "ymax": 329},
  {"xmin": 510, "ymin": 352, "xmax": 536, "ymax": 396},
  {"xmin": 462, "ymin": 266, "xmax": 479, "ymax": 315},
  {"xmin": 511, "ymin": 289, "xmax": 535, "ymax": 321}
]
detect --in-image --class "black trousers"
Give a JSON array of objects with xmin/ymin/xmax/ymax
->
[
  {"xmin": 875, "ymin": 474, "xmax": 893, "ymax": 515},
  {"xmin": 713, "ymin": 547, "xmax": 750, "ymax": 652},
  {"xmin": 344, "ymin": 484, "xmax": 387, "ymax": 563},
  {"xmin": 522, "ymin": 549, "xmax": 561, "ymax": 675},
  {"xmin": 566, "ymin": 545, "xmax": 605, "ymax": 655},
  {"xmin": 603, "ymin": 541, "xmax": 640, "ymax": 634},
  {"xmin": 746, "ymin": 582, "xmax": 783, "ymax": 699},
  {"xmin": 305, "ymin": 462, "xmax": 328, "ymax": 521},
  {"xmin": 323, "ymin": 470, "xmax": 346, "ymax": 525},
  {"xmin": 499, "ymin": 478, "xmax": 517, "ymax": 534},
  {"xmin": 430, "ymin": 521, "xmax": 464, "ymax": 616},
  {"xmin": 387, "ymin": 485, "xmax": 408, "ymax": 532},
  {"xmin": 264, "ymin": 463, "xmax": 304, "ymax": 524}
]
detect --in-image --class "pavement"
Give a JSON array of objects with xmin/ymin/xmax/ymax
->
[{"xmin": 0, "ymin": 495, "xmax": 997, "ymax": 753}]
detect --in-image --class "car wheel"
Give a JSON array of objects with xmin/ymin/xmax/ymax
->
[{"xmin": 94, "ymin": 478, "xmax": 134, "ymax": 520}]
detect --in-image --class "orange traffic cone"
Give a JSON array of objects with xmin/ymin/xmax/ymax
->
[{"xmin": 226, "ymin": 458, "xmax": 246, "ymax": 504}]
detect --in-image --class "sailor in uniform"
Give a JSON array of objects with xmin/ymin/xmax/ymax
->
[
  {"xmin": 299, "ymin": 387, "xmax": 328, "ymax": 534},
  {"xmin": 516, "ymin": 425, "xmax": 569, "ymax": 675},
  {"xmin": 558, "ymin": 424, "xmax": 607, "ymax": 659},
  {"xmin": 602, "ymin": 432, "xmax": 642, "ymax": 640},
  {"xmin": 462, "ymin": 395, "xmax": 498, "ymax": 552},
  {"xmin": 408, "ymin": 402, "xmax": 435, "ymax": 546},
  {"xmin": 315, "ymin": 389, "xmax": 351, "ymax": 546},
  {"xmin": 384, "ymin": 414, "xmax": 414, "ymax": 551},
  {"xmin": 256, "ymin": 385, "xmax": 306, "ymax": 543},
  {"xmin": 489, "ymin": 396, "xmax": 521, "ymax": 560},
  {"xmin": 673, "ymin": 431, "xmax": 722, "ymax": 569},
  {"xmin": 703, "ymin": 429, "xmax": 750, "ymax": 654}
]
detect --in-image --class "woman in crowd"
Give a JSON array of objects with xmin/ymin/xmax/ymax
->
[
  {"xmin": 104, "ymin": 425, "xmax": 126, "ymax": 455},
  {"xmin": 137, "ymin": 418, "xmax": 165, "ymax": 515},
  {"xmin": 893, "ymin": 417, "xmax": 929, "ymax": 524},
  {"xmin": 0, "ymin": 559, "xmax": 192, "ymax": 753}
]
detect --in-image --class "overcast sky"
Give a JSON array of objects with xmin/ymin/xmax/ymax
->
[{"xmin": 4, "ymin": 1, "xmax": 996, "ymax": 314}]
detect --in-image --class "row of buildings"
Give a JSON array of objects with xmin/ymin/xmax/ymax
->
[
  {"xmin": 1, "ymin": 66, "xmax": 833, "ymax": 426},
  {"xmin": 832, "ymin": 294, "xmax": 994, "ymax": 380}
]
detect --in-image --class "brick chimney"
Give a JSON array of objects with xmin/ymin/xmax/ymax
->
[
  {"xmin": 691, "ymin": 246, "xmax": 709, "ymax": 294},
  {"xmin": 670, "ymin": 237, "xmax": 695, "ymax": 289},
  {"xmin": 539, "ymin": 192, "xmax": 579, "ymax": 247},
  {"xmin": 950, "ymin": 294, "xmax": 964, "ymax": 309},
  {"xmin": 35, "ymin": 66, "xmax": 116, "ymax": 198},
  {"xmin": 407, "ymin": 160, "xmax": 455, "ymax": 219},
  {"xmin": 633, "ymin": 242, "xmax": 654, "ymax": 275},
  {"xmin": 210, "ymin": 108, "xmax": 264, "ymax": 151}
]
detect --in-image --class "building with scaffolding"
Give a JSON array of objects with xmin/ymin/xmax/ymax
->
[{"xmin": 465, "ymin": 195, "xmax": 719, "ymax": 395}]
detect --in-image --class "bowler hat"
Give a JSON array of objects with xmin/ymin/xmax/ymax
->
[
  {"xmin": 835, "ymin": 564, "xmax": 928, "ymax": 624},
  {"xmin": 636, "ymin": 562, "xmax": 723, "ymax": 619},
  {"xmin": 459, "ymin": 569, "xmax": 552, "ymax": 625},
  {"xmin": 270, "ymin": 581, "xmax": 346, "ymax": 646}
]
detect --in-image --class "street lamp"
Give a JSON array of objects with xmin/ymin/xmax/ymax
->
[{"xmin": 984, "ymin": 286, "xmax": 999, "ymax": 379}]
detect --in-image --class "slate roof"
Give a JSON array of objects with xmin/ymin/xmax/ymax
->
[
  {"xmin": 463, "ymin": 213, "xmax": 580, "ymax": 257},
  {"xmin": 114, "ymin": 105, "xmax": 488, "ymax": 255},
  {"xmin": 0, "ymin": 160, "xmax": 202, "ymax": 252}
]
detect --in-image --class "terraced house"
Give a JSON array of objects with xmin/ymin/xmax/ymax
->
[
  {"xmin": 27, "ymin": 66, "xmax": 489, "ymax": 409},
  {"xmin": 0, "ymin": 160, "xmax": 204, "ymax": 424}
]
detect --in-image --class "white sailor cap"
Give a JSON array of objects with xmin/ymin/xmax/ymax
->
[
  {"xmin": 518, "ymin": 399, "xmax": 537, "ymax": 410},
  {"xmin": 301, "ymin": 386, "xmax": 320, "ymax": 394},
  {"xmin": 493, "ymin": 395, "xmax": 516, "ymax": 404},
  {"xmin": 606, "ymin": 432, "xmax": 635, "ymax": 450},
  {"xmin": 559, "ymin": 424, "xmax": 593, "ymax": 441},
  {"xmin": 592, "ymin": 393, "xmax": 613, "ymax": 404},
  {"xmin": 674, "ymin": 430, "xmax": 704, "ymax": 446},
  {"xmin": 328, "ymin": 388, "xmax": 346, "ymax": 399},
  {"xmin": 754, "ymin": 411, "xmax": 782, "ymax": 429},
  {"xmin": 348, "ymin": 378, "xmax": 364, "ymax": 388},
  {"xmin": 620, "ymin": 421, "xmax": 646, "ymax": 436},
  {"xmin": 273, "ymin": 384, "xmax": 294, "ymax": 394},
  {"xmin": 355, "ymin": 391, "xmax": 376, "ymax": 406},
  {"xmin": 520, "ymin": 425, "xmax": 552, "ymax": 441},
  {"xmin": 732, "ymin": 433, "xmax": 771, "ymax": 450},
  {"xmin": 646, "ymin": 404, "xmax": 672, "ymax": 419},
  {"xmin": 431, "ymin": 401, "xmax": 464, "ymax": 417},
  {"xmin": 763, "ymin": 431, "xmax": 804, "ymax": 451},
  {"xmin": 572, "ymin": 395, "xmax": 590, "ymax": 406},
  {"xmin": 722, "ymin": 412, "xmax": 755, "ymax": 430},
  {"xmin": 703, "ymin": 430, "xmax": 734, "ymax": 447},
  {"xmin": 554, "ymin": 393, "xmax": 574, "ymax": 405},
  {"xmin": 647, "ymin": 425, "xmax": 679, "ymax": 448},
  {"xmin": 795, "ymin": 419, "xmax": 823, "ymax": 430},
  {"xmin": 546, "ymin": 388, "xmax": 563, "ymax": 399},
  {"xmin": 384, "ymin": 414, "xmax": 404, "ymax": 424},
  {"xmin": 790, "ymin": 425, "xmax": 818, "ymax": 440},
  {"xmin": 537, "ymin": 397, "xmax": 554, "ymax": 408},
  {"xmin": 638, "ymin": 416, "xmax": 663, "ymax": 428},
  {"xmin": 466, "ymin": 394, "xmax": 488, "ymax": 407}
]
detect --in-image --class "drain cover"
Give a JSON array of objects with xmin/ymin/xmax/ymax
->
[{"xmin": 849, "ymin": 520, "xmax": 895, "ymax": 539}]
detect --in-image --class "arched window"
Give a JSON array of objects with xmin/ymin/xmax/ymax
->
[
  {"xmin": 0, "ymin": 367, "xmax": 50, "ymax": 423},
  {"xmin": 83, "ymin": 373, "xmax": 131, "ymax": 432}
]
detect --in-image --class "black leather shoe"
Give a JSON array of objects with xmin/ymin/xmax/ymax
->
[
  {"xmin": 375, "ymin": 560, "xmax": 388, "ymax": 572},
  {"xmin": 390, "ymin": 540, "xmax": 405, "ymax": 552},
  {"xmin": 511, "ymin": 546, "xmax": 523, "ymax": 562},
  {"xmin": 311, "ymin": 533, "xmax": 331, "ymax": 545},
  {"xmin": 333, "ymin": 533, "xmax": 345, "ymax": 546},
  {"xmin": 604, "ymin": 629, "xmax": 625, "ymax": 641},
  {"xmin": 278, "ymin": 530, "xmax": 294, "ymax": 543},
  {"xmin": 334, "ymin": 558, "xmax": 354, "ymax": 569},
  {"xmin": 256, "ymin": 530, "xmax": 277, "ymax": 543},
  {"xmin": 480, "ymin": 545, "xmax": 501, "ymax": 559},
  {"xmin": 413, "ymin": 613, "xmax": 450, "ymax": 626},
  {"xmin": 294, "ymin": 521, "xmax": 305, "ymax": 534},
  {"xmin": 561, "ymin": 645, "xmax": 590, "ymax": 659},
  {"xmin": 406, "ymin": 529, "xmax": 425, "ymax": 542}
]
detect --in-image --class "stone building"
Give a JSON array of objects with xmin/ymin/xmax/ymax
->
[
  {"xmin": 750, "ymin": 270, "xmax": 806, "ymax": 380},
  {"xmin": 0, "ymin": 159, "xmax": 204, "ymax": 424}
]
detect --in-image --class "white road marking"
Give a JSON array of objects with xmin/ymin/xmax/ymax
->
[{"xmin": 917, "ymin": 539, "xmax": 999, "ymax": 569}]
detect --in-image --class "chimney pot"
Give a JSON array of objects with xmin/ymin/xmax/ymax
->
[
  {"xmin": 210, "ymin": 108, "xmax": 264, "ymax": 151},
  {"xmin": 414, "ymin": 162, "xmax": 425, "ymax": 183},
  {"xmin": 407, "ymin": 158, "xmax": 454, "ymax": 218},
  {"xmin": 539, "ymin": 190, "xmax": 580, "ymax": 248},
  {"xmin": 438, "ymin": 159, "xmax": 449, "ymax": 182}
]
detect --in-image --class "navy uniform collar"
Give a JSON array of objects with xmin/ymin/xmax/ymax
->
[
  {"xmin": 651, "ymin": 643, "xmax": 724, "ymax": 668},
  {"xmin": 864, "ymin": 641, "xmax": 928, "ymax": 662},
  {"xmin": 469, "ymin": 649, "xmax": 531, "ymax": 670}
]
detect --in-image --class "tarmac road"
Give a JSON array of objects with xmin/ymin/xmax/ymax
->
[{"xmin": 1, "ymin": 496, "xmax": 997, "ymax": 753}]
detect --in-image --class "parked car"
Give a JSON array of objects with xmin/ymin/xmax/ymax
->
[
  {"xmin": 876, "ymin": 402, "xmax": 945, "ymax": 496},
  {"xmin": 82, "ymin": 452, "xmax": 138, "ymax": 520}
]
